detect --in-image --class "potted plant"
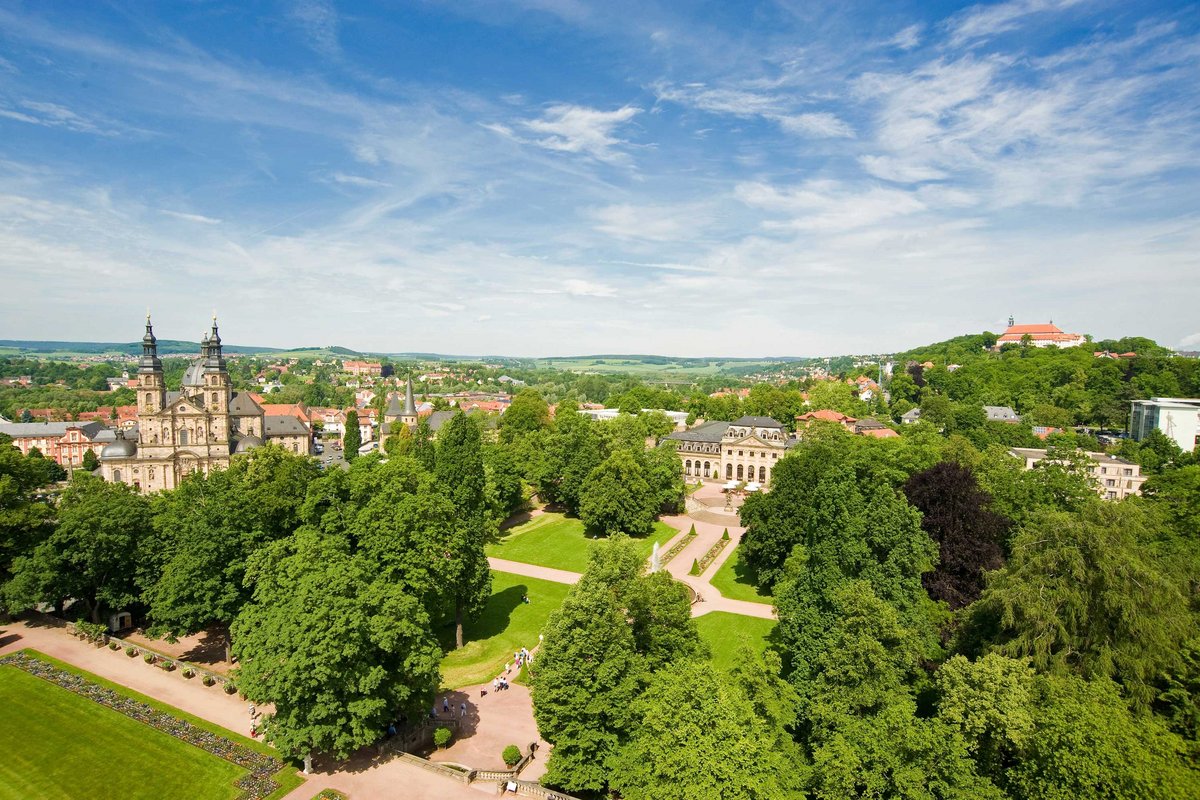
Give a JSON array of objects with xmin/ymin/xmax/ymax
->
[{"xmin": 125, "ymin": 646, "xmax": 138, "ymax": 658}]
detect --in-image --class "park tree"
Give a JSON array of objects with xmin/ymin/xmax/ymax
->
[
  {"xmin": 342, "ymin": 409, "xmax": 361, "ymax": 461},
  {"xmin": 555, "ymin": 411, "xmax": 603, "ymax": 513},
  {"xmin": 499, "ymin": 388, "xmax": 550, "ymax": 442},
  {"xmin": 434, "ymin": 413, "xmax": 494, "ymax": 648},
  {"xmin": 920, "ymin": 392, "xmax": 955, "ymax": 431},
  {"xmin": 1006, "ymin": 673, "xmax": 1198, "ymax": 800},
  {"xmin": 641, "ymin": 443, "xmax": 684, "ymax": 515},
  {"xmin": 578, "ymin": 449, "xmax": 655, "ymax": 538},
  {"xmin": 533, "ymin": 580, "xmax": 647, "ymax": 793},
  {"xmin": 144, "ymin": 446, "xmax": 319, "ymax": 660},
  {"xmin": 382, "ymin": 422, "xmax": 412, "ymax": 457},
  {"xmin": 962, "ymin": 502, "xmax": 1193, "ymax": 709},
  {"xmin": 0, "ymin": 440, "xmax": 54, "ymax": 597},
  {"xmin": 80, "ymin": 448, "xmax": 99, "ymax": 472},
  {"xmin": 803, "ymin": 582, "xmax": 1001, "ymax": 800},
  {"xmin": 5, "ymin": 473, "xmax": 149, "ymax": 624},
  {"xmin": 483, "ymin": 443, "xmax": 525, "ymax": 520},
  {"xmin": 902, "ymin": 461, "xmax": 1008, "ymax": 609},
  {"xmin": 233, "ymin": 529, "xmax": 441, "ymax": 775},
  {"xmin": 1142, "ymin": 465, "xmax": 1200, "ymax": 536},
  {"xmin": 610, "ymin": 660, "xmax": 800, "ymax": 800},
  {"xmin": 624, "ymin": 569, "xmax": 704, "ymax": 672},
  {"xmin": 773, "ymin": 467, "xmax": 939, "ymax": 695},
  {"xmin": 805, "ymin": 379, "xmax": 862, "ymax": 416},
  {"xmin": 411, "ymin": 416, "xmax": 436, "ymax": 471}
]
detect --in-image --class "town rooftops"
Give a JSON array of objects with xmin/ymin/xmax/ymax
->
[
  {"xmin": 1008, "ymin": 447, "xmax": 1137, "ymax": 466},
  {"xmin": 0, "ymin": 420, "xmax": 108, "ymax": 439},
  {"xmin": 731, "ymin": 415, "xmax": 785, "ymax": 428},
  {"xmin": 264, "ymin": 415, "xmax": 309, "ymax": 436},
  {"xmin": 666, "ymin": 420, "xmax": 731, "ymax": 443},
  {"xmin": 796, "ymin": 409, "xmax": 857, "ymax": 424},
  {"xmin": 984, "ymin": 405, "xmax": 1021, "ymax": 422}
]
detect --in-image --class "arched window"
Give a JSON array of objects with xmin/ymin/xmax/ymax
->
[
  {"xmin": 685, "ymin": 459, "xmax": 692, "ymax": 475},
  {"xmin": 726, "ymin": 463, "xmax": 733, "ymax": 479},
  {"xmin": 737, "ymin": 464, "xmax": 744, "ymax": 480},
  {"xmin": 113, "ymin": 469, "xmax": 122, "ymax": 483},
  {"xmin": 178, "ymin": 429, "xmax": 188, "ymax": 446},
  {"xmin": 704, "ymin": 461, "xmax": 711, "ymax": 475},
  {"xmin": 759, "ymin": 465, "xmax": 766, "ymax": 482}
]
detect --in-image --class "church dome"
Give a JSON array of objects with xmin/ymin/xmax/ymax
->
[
  {"xmin": 233, "ymin": 435, "xmax": 263, "ymax": 454},
  {"xmin": 101, "ymin": 431, "xmax": 137, "ymax": 460},
  {"xmin": 181, "ymin": 357, "xmax": 206, "ymax": 388}
]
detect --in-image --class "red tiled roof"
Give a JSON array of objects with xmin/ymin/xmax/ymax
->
[
  {"xmin": 797, "ymin": 409, "xmax": 857, "ymax": 424},
  {"xmin": 859, "ymin": 428, "xmax": 899, "ymax": 439}
]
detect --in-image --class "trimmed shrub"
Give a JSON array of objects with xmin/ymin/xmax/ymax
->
[
  {"xmin": 721, "ymin": 528, "xmax": 730, "ymax": 540},
  {"xmin": 688, "ymin": 523, "xmax": 697, "ymax": 536},
  {"xmin": 433, "ymin": 727, "xmax": 452, "ymax": 749},
  {"xmin": 202, "ymin": 675, "xmax": 216, "ymax": 687},
  {"xmin": 223, "ymin": 682, "xmax": 237, "ymax": 695},
  {"xmin": 125, "ymin": 646, "xmax": 137, "ymax": 657},
  {"xmin": 502, "ymin": 744, "xmax": 522, "ymax": 767},
  {"xmin": 182, "ymin": 668, "xmax": 196, "ymax": 679},
  {"xmin": 143, "ymin": 653, "xmax": 156, "ymax": 665},
  {"xmin": 689, "ymin": 558, "xmax": 700, "ymax": 576},
  {"xmin": 160, "ymin": 661, "xmax": 176, "ymax": 672},
  {"xmin": 75, "ymin": 620, "xmax": 107, "ymax": 643},
  {"xmin": 108, "ymin": 641, "xmax": 120, "ymax": 650}
]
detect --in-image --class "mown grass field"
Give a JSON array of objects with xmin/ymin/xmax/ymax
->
[
  {"xmin": 486, "ymin": 513, "xmax": 680, "ymax": 573},
  {"xmin": 694, "ymin": 612, "xmax": 778, "ymax": 672},
  {"xmin": 437, "ymin": 570, "xmax": 573, "ymax": 688},
  {"xmin": 709, "ymin": 545, "xmax": 774, "ymax": 604},
  {"xmin": 0, "ymin": 662, "xmax": 246, "ymax": 800}
]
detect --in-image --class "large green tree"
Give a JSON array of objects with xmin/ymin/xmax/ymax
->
[
  {"xmin": 5, "ymin": 473, "xmax": 150, "ymax": 624},
  {"xmin": 434, "ymin": 412, "xmax": 493, "ymax": 648},
  {"xmin": 342, "ymin": 409, "xmax": 361, "ymax": 461},
  {"xmin": 0, "ymin": 439, "xmax": 54, "ymax": 600},
  {"xmin": 498, "ymin": 388, "xmax": 550, "ymax": 443},
  {"xmin": 233, "ymin": 529, "xmax": 441, "ymax": 775},
  {"xmin": 962, "ymin": 501, "xmax": 1192, "ymax": 709},
  {"xmin": 578, "ymin": 449, "xmax": 655, "ymax": 537},
  {"xmin": 610, "ymin": 660, "xmax": 800, "ymax": 800}
]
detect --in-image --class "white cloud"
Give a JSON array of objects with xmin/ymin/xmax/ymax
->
[
  {"xmin": 1177, "ymin": 332, "xmax": 1200, "ymax": 348},
  {"xmin": 161, "ymin": 210, "xmax": 222, "ymax": 224},
  {"xmin": 651, "ymin": 82, "xmax": 783, "ymax": 117},
  {"xmin": 496, "ymin": 104, "xmax": 643, "ymax": 164},
  {"xmin": 946, "ymin": 0, "xmax": 1085, "ymax": 48},
  {"xmin": 330, "ymin": 172, "xmax": 391, "ymax": 188},
  {"xmin": 858, "ymin": 155, "xmax": 947, "ymax": 183},
  {"xmin": 777, "ymin": 112, "xmax": 854, "ymax": 138},
  {"xmin": 590, "ymin": 203, "xmax": 700, "ymax": 241},
  {"xmin": 289, "ymin": 0, "xmax": 341, "ymax": 58},
  {"xmin": 0, "ymin": 100, "xmax": 120, "ymax": 136},
  {"xmin": 736, "ymin": 180, "xmax": 926, "ymax": 232},
  {"xmin": 562, "ymin": 278, "xmax": 617, "ymax": 297},
  {"xmin": 887, "ymin": 24, "xmax": 922, "ymax": 50}
]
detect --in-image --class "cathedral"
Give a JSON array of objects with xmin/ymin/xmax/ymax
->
[{"xmin": 101, "ymin": 316, "xmax": 310, "ymax": 493}]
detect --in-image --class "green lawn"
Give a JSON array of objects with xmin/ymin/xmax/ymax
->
[
  {"xmin": 486, "ymin": 512, "xmax": 680, "ymax": 573},
  {"xmin": 709, "ymin": 546, "xmax": 774, "ymax": 603},
  {"xmin": 0, "ymin": 663, "xmax": 247, "ymax": 800},
  {"xmin": 695, "ymin": 612, "xmax": 778, "ymax": 672},
  {"xmin": 437, "ymin": 570, "xmax": 573, "ymax": 689}
]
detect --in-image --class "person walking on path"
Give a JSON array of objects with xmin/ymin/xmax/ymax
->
[
  {"xmin": 460, "ymin": 702, "xmax": 467, "ymax": 719},
  {"xmin": 442, "ymin": 697, "xmax": 449, "ymax": 714}
]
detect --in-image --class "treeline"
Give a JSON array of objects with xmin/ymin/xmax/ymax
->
[
  {"xmin": 733, "ymin": 424, "xmax": 1197, "ymax": 799},
  {"xmin": 0, "ymin": 416, "xmax": 498, "ymax": 772}
]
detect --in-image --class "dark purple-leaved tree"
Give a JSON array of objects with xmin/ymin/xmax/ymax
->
[{"xmin": 903, "ymin": 461, "xmax": 1009, "ymax": 609}]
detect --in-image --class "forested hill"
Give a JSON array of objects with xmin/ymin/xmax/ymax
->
[{"xmin": 882, "ymin": 333, "xmax": 1198, "ymax": 430}]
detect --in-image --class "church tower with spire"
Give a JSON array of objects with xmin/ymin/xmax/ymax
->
[
  {"xmin": 137, "ymin": 314, "xmax": 166, "ymax": 415},
  {"xmin": 400, "ymin": 376, "xmax": 418, "ymax": 428},
  {"xmin": 203, "ymin": 315, "xmax": 230, "ymax": 416}
]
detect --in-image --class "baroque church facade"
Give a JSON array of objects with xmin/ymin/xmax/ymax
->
[{"xmin": 101, "ymin": 316, "xmax": 309, "ymax": 493}]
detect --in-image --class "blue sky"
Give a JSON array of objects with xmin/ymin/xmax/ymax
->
[{"xmin": 1, "ymin": 0, "xmax": 1198, "ymax": 357}]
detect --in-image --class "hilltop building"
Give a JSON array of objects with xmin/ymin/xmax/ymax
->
[
  {"xmin": 996, "ymin": 318, "xmax": 1087, "ymax": 349},
  {"xmin": 100, "ymin": 317, "xmax": 310, "ymax": 493}
]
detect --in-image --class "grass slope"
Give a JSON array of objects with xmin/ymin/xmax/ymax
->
[
  {"xmin": 0, "ymin": 664, "xmax": 245, "ymax": 800},
  {"xmin": 486, "ymin": 513, "xmax": 679, "ymax": 573},
  {"xmin": 709, "ymin": 546, "xmax": 774, "ymax": 604},
  {"xmin": 695, "ymin": 612, "xmax": 778, "ymax": 673},
  {"xmin": 437, "ymin": 571, "xmax": 572, "ymax": 689}
]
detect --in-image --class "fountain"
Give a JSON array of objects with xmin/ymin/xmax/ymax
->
[{"xmin": 650, "ymin": 541, "xmax": 662, "ymax": 573}]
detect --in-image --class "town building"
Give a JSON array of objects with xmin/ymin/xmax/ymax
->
[
  {"xmin": 1008, "ymin": 447, "xmax": 1146, "ymax": 500},
  {"xmin": 343, "ymin": 360, "xmax": 383, "ymax": 377},
  {"xmin": 984, "ymin": 405, "xmax": 1021, "ymax": 423},
  {"xmin": 666, "ymin": 415, "xmax": 796, "ymax": 484},
  {"xmin": 995, "ymin": 319, "xmax": 1087, "ymax": 349},
  {"xmin": 1129, "ymin": 397, "xmax": 1200, "ymax": 452},
  {"xmin": 378, "ymin": 377, "xmax": 419, "ymax": 450},
  {"xmin": 100, "ymin": 317, "xmax": 312, "ymax": 493},
  {"xmin": 0, "ymin": 420, "xmax": 116, "ymax": 469}
]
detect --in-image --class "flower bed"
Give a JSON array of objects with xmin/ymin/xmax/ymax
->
[
  {"xmin": 1, "ymin": 652, "xmax": 285, "ymax": 800},
  {"xmin": 311, "ymin": 791, "xmax": 348, "ymax": 800},
  {"xmin": 694, "ymin": 534, "xmax": 730, "ymax": 576},
  {"xmin": 659, "ymin": 527, "xmax": 697, "ymax": 566}
]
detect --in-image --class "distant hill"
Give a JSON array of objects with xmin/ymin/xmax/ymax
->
[{"xmin": 0, "ymin": 339, "xmax": 285, "ymax": 356}]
